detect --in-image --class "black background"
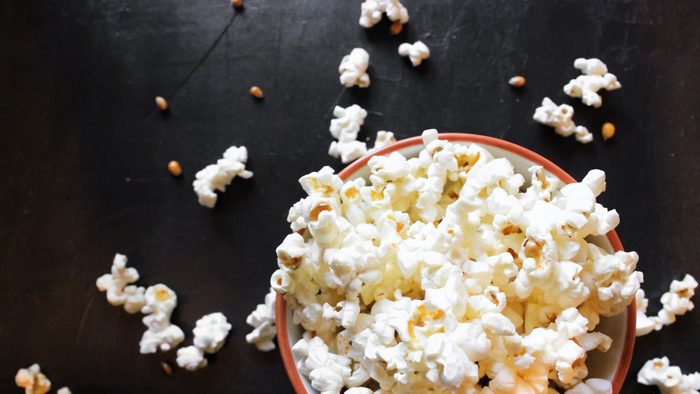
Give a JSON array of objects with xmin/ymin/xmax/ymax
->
[{"xmin": 1, "ymin": 0, "xmax": 698, "ymax": 393}]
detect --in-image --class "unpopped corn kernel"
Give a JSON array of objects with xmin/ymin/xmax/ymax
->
[
  {"xmin": 508, "ymin": 75, "xmax": 526, "ymax": 88},
  {"xmin": 155, "ymin": 96, "xmax": 168, "ymax": 111},
  {"xmin": 167, "ymin": 161, "xmax": 182, "ymax": 177},
  {"xmin": 601, "ymin": 122, "xmax": 616, "ymax": 141},
  {"xmin": 249, "ymin": 86, "xmax": 264, "ymax": 99}
]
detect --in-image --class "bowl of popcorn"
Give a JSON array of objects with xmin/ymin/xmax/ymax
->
[{"xmin": 272, "ymin": 131, "xmax": 638, "ymax": 394}]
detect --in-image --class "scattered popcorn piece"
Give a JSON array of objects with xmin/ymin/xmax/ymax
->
[
  {"xmin": 339, "ymin": 48, "xmax": 370, "ymax": 88},
  {"xmin": 508, "ymin": 75, "xmax": 526, "ymax": 88},
  {"xmin": 167, "ymin": 160, "xmax": 182, "ymax": 177},
  {"xmin": 359, "ymin": 0, "xmax": 408, "ymax": 29},
  {"xmin": 155, "ymin": 96, "xmax": 168, "ymax": 111},
  {"xmin": 635, "ymin": 289, "xmax": 659, "ymax": 337},
  {"xmin": 139, "ymin": 284, "xmax": 185, "ymax": 354},
  {"xmin": 398, "ymin": 41, "xmax": 430, "ymax": 67},
  {"xmin": 371, "ymin": 131, "xmax": 396, "ymax": 151},
  {"xmin": 273, "ymin": 132, "xmax": 642, "ymax": 392},
  {"xmin": 176, "ymin": 346, "xmax": 207, "ymax": 371},
  {"xmin": 636, "ymin": 274, "xmax": 697, "ymax": 336},
  {"xmin": 57, "ymin": 388, "xmax": 71, "ymax": 394},
  {"xmin": 96, "ymin": 253, "xmax": 146, "ymax": 314},
  {"xmin": 328, "ymin": 105, "xmax": 368, "ymax": 164},
  {"xmin": 533, "ymin": 97, "xmax": 593, "ymax": 143},
  {"xmin": 193, "ymin": 312, "xmax": 232, "ymax": 354},
  {"xmin": 249, "ymin": 86, "xmax": 264, "ymax": 99},
  {"xmin": 246, "ymin": 288, "xmax": 277, "ymax": 351},
  {"xmin": 638, "ymin": 356, "xmax": 700, "ymax": 394},
  {"xmin": 15, "ymin": 364, "xmax": 51, "ymax": 394},
  {"xmin": 658, "ymin": 274, "xmax": 697, "ymax": 327},
  {"xmin": 563, "ymin": 58, "xmax": 621, "ymax": 108},
  {"xmin": 565, "ymin": 378, "xmax": 612, "ymax": 394},
  {"xmin": 192, "ymin": 145, "xmax": 253, "ymax": 208}
]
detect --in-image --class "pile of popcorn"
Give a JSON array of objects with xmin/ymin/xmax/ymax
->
[{"xmin": 269, "ymin": 130, "xmax": 642, "ymax": 393}]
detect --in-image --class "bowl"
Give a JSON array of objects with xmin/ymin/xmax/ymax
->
[{"xmin": 276, "ymin": 133, "xmax": 636, "ymax": 394}]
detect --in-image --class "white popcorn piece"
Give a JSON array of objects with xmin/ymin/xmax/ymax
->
[
  {"xmin": 339, "ymin": 48, "xmax": 370, "ymax": 88},
  {"xmin": 638, "ymin": 356, "xmax": 700, "ymax": 394},
  {"xmin": 398, "ymin": 41, "xmax": 430, "ymax": 67},
  {"xmin": 273, "ymin": 133, "xmax": 643, "ymax": 393},
  {"xmin": 246, "ymin": 288, "xmax": 277, "ymax": 351},
  {"xmin": 139, "ymin": 284, "xmax": 185, "ymax": 354},
  {"xmin": 533, "ymin": 97, "xmax": 592, "ymax": 143},
  {"xmin": 359, "ymin": 0, "xmax": 408, "ymax": 28},
  {"xmin": 329, "ymin": 105, "xmax": 368, "ymax": 164},
  {"xmin": 329, "ymin": 140, "xmax": 368, "ymax": 164},
  {"xmin": 635, "ymin": 289, "xmax": 660, "ymax": 336},
  {"xmin": 637, "ymin": 274, "xmax": 697, "ymax": 336},
  {"xmin": 658, "ymin": 274, "xmax": 697, "ymax": 326},
  {"xmin": 57, "ymin": 388, "xmax": 71, "ymax": 394},
  {"xmin": 15, "ymin": 364, "xmax": 51, "ymax": 394},
  {"xmin": 371, "ymin": 131, "xmax": 396, "ymax": 151},
  {"xmin": 96, "ymin": 253, "xmax": 146, "ymax": 314},
  {"xmin": 565, "ymin": 378, "xmax": 612, "ymax": 394},
  {"xmin": 193, "ymin": 312, "xmax": 232, "ymax": 354},
  {"xmin": 176, "ymin": 345, "xmax": 207, "ymax": 371},
  {"xmin": 192, "ymin": 145, "xmax": 253, "ymax": 208},
  {"xmin": 564, "ymin": 58, "xmax": 622, "ymax": 108}
]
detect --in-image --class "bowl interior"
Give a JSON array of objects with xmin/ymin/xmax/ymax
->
[{"xmin": 279, "ymin": 134, "xmax": 634, "ymax": 394}]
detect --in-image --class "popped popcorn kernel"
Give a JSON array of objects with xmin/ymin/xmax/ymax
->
[
  {"xmin": 564, "ymin": 58, "xmax": 621, "ymax": 108},
  {"xmin": 15, "ymin": 364, "xmax": 51, "ymax": 394},
  {"xmin": 359, "ymin": 0, "xmax": 408, "ymax": 29},
  {"xmin": 192, "ymin": 145, "xmax": 253, "ymax": 208},
  {"xmin": 246, "ymin": 288, "xmax": 277, "ymax": 351},
  {"xmin": 398, "ymin": 41, "xmax": 430, "ymax": 67},
  {"xmin": 339, "ymin": 48, "xmax": 370, "ymax": 88},
  {"xmin": 638, "ymin": 356, "xmax": 700, "ymax": 394},
  {"xmin": 96, "ymin": 253, "xmax": 146, "ymax": 314},
  {"xmin": 533, "ymin": 97, "xmax": 593, "ymax": 143}
]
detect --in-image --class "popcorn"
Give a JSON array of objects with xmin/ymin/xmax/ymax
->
[
  {"xmin": 398, "ymin": 41, "xmax": 430, "ymax": 67},
  {"xmin": 638, "ymin": 356, "xmax": 700, "ymax": 394},
  {"xmin": 15, "ymin": 364, "xmax": 51, "ymax": 394},
  {"xmin": 139, "ymin": 284, "xmax": 185, "ymax": 354},
  {"xmin": 565, "ymin": 378, "xmax": 612, "ymax": 394},
  {"xmin": 636, "ymin": 274, "xmax": 697, "ymax": 336},
  {"xmin": 372, "ymin": 131, "xmax": 396, "ymax": 151},
  {"xmin": 563, "ymin": 58, "xmax": 621, "ymax": 108},
  {"xmin": 57, "ymin": 389, "xmax": 71, "ymax": 394},
  {"xmin": 246, "ymin": 288, "xmax": 277, "ymax": 351},
  {"xmin": 96, "ymin": 253, "xmax": 146, "ymax": 314},
  {"xmin": 533, "ymin": 97, "xmax": 592, "ymax": 143},
  {"xmin": 339, "ymin": 48, "xmax": 370, "ymax": 88},
  {"xmin": 192, "ymin": 145, "xmax": 253, "ymax": 208},
  {"xmin": 329, "ymin": 105, "xmax": 368, "ymax": 164},
  {"xmin": 176, "ymin": 346, "xmax": 207, "ymax": 371},
  {"xmin": 658, "ymin": 274, "xmax": 697, "ymax": 326},
  {"xmin": 359, "ymin": 0, "xmax": 408, "ymax": 28},
  {"xmin": 175, "ymin": 312, "xmax": 231, "ymax": 370},
  {"xmin": 273, "ymin": 132, "xmax": 642, "ymax": 393}
]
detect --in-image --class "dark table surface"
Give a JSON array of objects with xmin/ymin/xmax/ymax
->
[{"xmin": 1, "ymin": 0, "xmax": 699, "ymax": 393}]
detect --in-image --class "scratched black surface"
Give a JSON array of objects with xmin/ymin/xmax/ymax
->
[{"xmin": 1, "ymin": 0, "xmax": 699, "ymax": 393}]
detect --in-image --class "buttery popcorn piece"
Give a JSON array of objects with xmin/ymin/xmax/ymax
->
[
  {"xmin": 246, "ymin": 288, "xmax": 277, "ymax": 351},
  {"xmin": 192, "ymin": 145, "xmax": 253, "ymax": 208},
  {"xmin": 273, "ymin": 131, "xmax": 642, "ymax": 393},
  {"xmin": 339, "ymin": 48, "xmax": 370, "ymax": 88},
  {"xmin": 96, "ymin": 253, "xmax": 146, "ymax": 314},
  {"xmin": 636, "ymin": 274, "xmax": 697, "ymax": 337},
  {"xmin": 372, "ymin": 131, "xmax": 396, "ymax": 151},
  {"xmin": 533, "ymin": 97, "xmax": 593, "ymax": 143},
  {"xmin": 638, "ymin": 356, "xmax": 700, "ymax": 394},
  {"xmin": 329, "ymin": 105, "xmax": 368, "ymax": 164},
  {"xmin": 176, "ymin": 345, "xmax": 207, "ymax": 371},
  {"xmin": 563, "ymin": 58, "xmax": 621, "ymax": 108},
  {"xmin": 359, "ymin": 0, "xmax": 408, "ymax": 28},
  {"xmin": 398, "ymin": 41, "xmax": 430, "ymax": 67},
  {"xmin": 57, "ymin": 388, "xmax": 71, "ymax": 394},
  {"xmin": 15, "ymin": 364, "xmax": 51, "ymax": 394},
  {"xmin": 139, "ymin": 284, "xmax": 185, "ymax": 354}
]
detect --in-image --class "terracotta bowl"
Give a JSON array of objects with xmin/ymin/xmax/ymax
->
[{"xmin": 276, "ymin": 133, "xmax": 636, "ymax": 394}]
